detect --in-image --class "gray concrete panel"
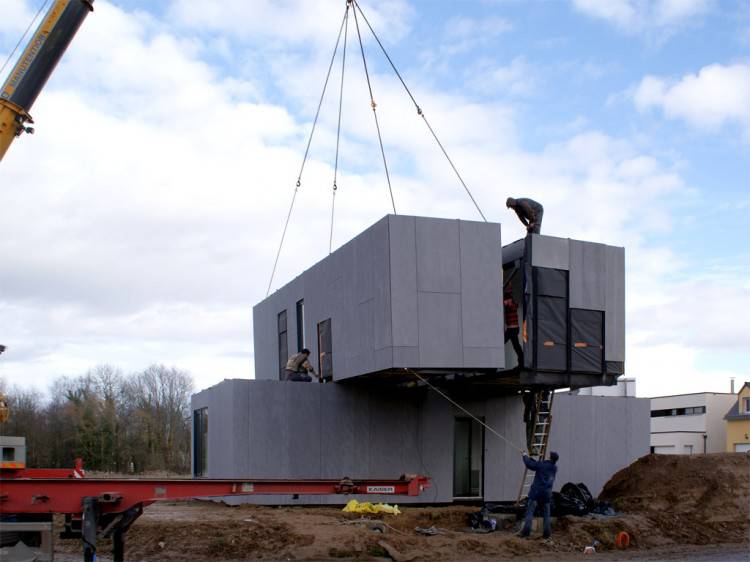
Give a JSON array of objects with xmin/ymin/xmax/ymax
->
[
  {"xmin": 530, "ymin": 235, "xmax": 570, "ymax": 270},
  {"xmin": 388, "ymin": 215, "xmax": 419, "ymax": 348},
  {"xmin": 417, "ymin": 292, "xmax": 462, "ymax": 367},
  {"xmin": 459, "ymin": 220, "xmax": 504, "ymax": 351},
  {"xmin": 569, "ymin": 241, "xmax": 607, "ymax": 310},
  {"xmin": 605, "ymin": 246, "xmax": 625, "ymax": 362},
  {"xmin": 392, "ymin": 346, "xmax": 419, "ymax": 367},
  {"xmin": 463, "ymin": 347, "xmax": 505, "ymax": 369},
  {"xmin": 416, "ymin": 218, "xmax": 461, "ymax": 293},
  {"xmin": 286, "ymin": 383, "xmax": 322, "ymax": 478},
  {"xmin": 248, "ymin": 381, "xmax": 289, "ymax": 478}
]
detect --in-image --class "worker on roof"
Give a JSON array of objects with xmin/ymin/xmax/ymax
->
[
  {"xmin": 503, "ymin": 285, "xmax": 523, "ymax": 368},
  {"xmin": 506, "ymin": 197, "xmax": 544, "ymax": 235},
  {"xmin": 285, "ymin": 349, "xmax": 318, "ymax": 382},
  {"xmin": 519, "ymin": 450, "xmax": 559, "ymax": 539}
]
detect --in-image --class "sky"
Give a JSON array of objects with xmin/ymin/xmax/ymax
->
[{"xmin": 0, "ymin": 0, "xmax": 748, "ymax": 399}]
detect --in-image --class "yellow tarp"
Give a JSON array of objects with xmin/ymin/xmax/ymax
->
[{"xmin": 342, "ymin": 499, "xmax": 401, "ymax": 515}]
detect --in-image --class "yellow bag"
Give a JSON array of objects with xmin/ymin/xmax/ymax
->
[{"xmin": 342, "ymin": 499, "xmax": 401, "ymax": 515}]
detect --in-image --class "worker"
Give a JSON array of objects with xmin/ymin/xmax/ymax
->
[
  {"xmin": 519, "ymin": 450, "xmax": 559, "ymax": 539},
  {"xmin": 284, "ymin": 349, "xmax": 318, "ymax": 382},
  {"xmin": 506, "ymin": 197, "xmax": 544, "ymax": 234},
  {"xmin": 503, "ymin": 286, "xmax": 523, "ymax": 367}
]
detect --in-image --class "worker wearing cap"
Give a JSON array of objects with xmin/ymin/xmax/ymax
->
[
  {"xmin": 519, "ymin": 450, "xmax": 559, "ymax": 539},
  {"xmin": 284, "ymin": 349, "xmax": 318, "ymax": 382},
  {"xmin": 506, "ymin": 197, "xmax": 544, "ymax": 234}
]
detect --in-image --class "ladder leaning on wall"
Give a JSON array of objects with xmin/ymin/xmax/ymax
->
[{"xmin": 516, "ymin": 389, "xmax": 555, "ymax": 503}]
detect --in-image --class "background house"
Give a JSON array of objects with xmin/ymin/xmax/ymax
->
[
  {"xmin": 650, "ymin": 392, "xmax": 736, "ymax": 454},
  {"xmin": 724, "ymin": 381, "xmax": 750, "ymax": 453}
]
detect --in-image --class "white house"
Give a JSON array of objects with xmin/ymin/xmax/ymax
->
[{"xmin": 650, "ymin": 392, "xmax": 736, "ymax": 454}]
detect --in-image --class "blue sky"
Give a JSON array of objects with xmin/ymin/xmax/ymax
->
[{"xmin": 0, "ymin": 0, "xmax": 748, "ymax": 397}]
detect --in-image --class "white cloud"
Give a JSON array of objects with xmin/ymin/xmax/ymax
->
[
  {"xmin": 467, "ymin": 56, "xmax": 536, "ymax": 96},
  {"xmin": 571, "ymin": 0, "xmax": 713, "ymax": 34},
  {"xmin": 634, "ymin": 63, "xmax": 750, "ymax": 134},
  {"xmin": 0, "ymin": 1, "xmax": 745, "ymax": 400}
]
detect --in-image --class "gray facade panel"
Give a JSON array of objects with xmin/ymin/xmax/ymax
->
[
  {"xmin": 459, "ymin": 220, "xmax": 504, "ymax": 352},
  {"xmin": 531, "ymin": 235, "xmax": 570, "ymax": 270},
  {"xmin": 248, "ymin": 381, "xmax": 289, "ymax": 477},
  {"xmin": 569, "ymin": 240, "xmax": 607, "ymax": 310},
  {"xmin": 605, "ymin": 246, "xmax": 625, "ymax": 362},
  {"xmin": 388, "ymin": 216, "xmax": 419, "ymax": 347},
  {"xmin": 287, "ymin": 383, "xmax": 322, "ymax": 478},
  {"xmin": 416, "ymin": 218, "xmax": 461, "ymax": 293},
  {"xmin": 417, "ymin": 292, "xmax": 462, "ymax": 367}
]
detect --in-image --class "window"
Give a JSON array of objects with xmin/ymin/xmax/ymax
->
[
  {"xmin": 744, "ymin": 398, "xmax": 750, "ymax": 414},
  {"xmin": 193, "ymin": 408, "xmax": 208, "ymax": 477},
  {"xmin": 296, "ymin": 299, "xmax": 305, "ymax": 352},
  {"xmin": 317, "ymin": 318, "xmax": 333, "ymax": 381},
  {"xmin": 534, "ymin": 268, "xmax": 568, "ymax": 371},
  {"xmin": 650, "ymin": 406, "xmax": 706, "ymax": 418},
  {"xmin": 570, "ymin": 308, "xmax": 604, "ymax": 374},
  {"xmin": 278, "ymin": 310, "xmax": 288, "ymax": 381},
  {"xmin": 684, "ymin": 445, "xmax": 693, "ymax": 454}
]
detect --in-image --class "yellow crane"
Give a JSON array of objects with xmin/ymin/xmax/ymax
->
[{"xmin": 0, "ymin": 0, "xmax": 94, "ymax": 162}]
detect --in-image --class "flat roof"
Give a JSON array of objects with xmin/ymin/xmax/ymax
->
[{"xmin": 649, "ymin": 392, "xmax": 734, "ymax": 400}]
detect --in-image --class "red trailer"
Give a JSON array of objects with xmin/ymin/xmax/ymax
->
[{"xmin": 1, "ymin": 461, "xmax": 430, "ymax": 562}]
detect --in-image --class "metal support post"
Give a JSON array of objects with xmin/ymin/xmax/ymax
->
[{"xmin": 81, "ymin": 496, "xmax": 98, "ymax": 562}]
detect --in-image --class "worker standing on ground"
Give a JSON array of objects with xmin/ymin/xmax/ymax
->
[
  {"xmin": 503, "ymin": 286, "xmax": 523, "ymax": 367},
  {"xmin": 519, "ymin": 450, "xmax": 559, "ymax": 539},
  {"xmin": 285, "ymin": 349, "xmax": 318, "ymax": 382},
  {"xmin": 506, "ymin": 197, "xmax": 544, "ymax": 234}
]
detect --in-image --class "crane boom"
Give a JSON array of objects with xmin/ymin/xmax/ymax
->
[{"xmin": 0, "ymin": 0, "xmax": 94, "ymax": 162}]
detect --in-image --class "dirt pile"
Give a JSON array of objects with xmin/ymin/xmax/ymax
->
[{"xmin": 600, "ymin": 452, "xmax": 750, "ymax": 545}]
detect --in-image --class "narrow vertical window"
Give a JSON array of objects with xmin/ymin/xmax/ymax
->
[
  {"xmin": 296, "ymin": 299, "xmax": 305, "ymax": 352},
  {"xmin": 193, "ymin": 408, "xmax": 208, "ymax": 477},
  {"xmin": 317, "ymin": 318, "xmax": 333, "ymax": 381},
  {"xmin": 278, "ymin": 310, "xmax": 288, "ymax": 381}
]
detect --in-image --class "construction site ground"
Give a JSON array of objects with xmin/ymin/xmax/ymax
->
[{"xmin": 52, "ymin": 453, "xmax": 748, "ymax": 561}]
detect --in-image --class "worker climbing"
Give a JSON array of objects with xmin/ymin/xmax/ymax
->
[
  {"xmin": 503, "ymin": 284, "xmax": 523, "ymax": 368},
  {"xmin": 506, "ymin": 197, "xmax": 544, "ymax": 234},
  {"xmin": 285, "ymin": 349, "xmax": 318, "ymax": 382},
  {"xmin": 519, "ymin": 450, "xmax": 559, "ymax": 539}
]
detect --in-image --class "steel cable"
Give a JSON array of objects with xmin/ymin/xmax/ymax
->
[
  {"xmin": 330, "ymin": 7, "xmax": 350, "ymax": 255},
  {"xmin": 0, "ymin": 0, "xmax": 51, "ymax": 80},
  {"xmin": 353, "ymin": 0, "xmax": 487, "ymax": 222},
  {"xmin": 352, "ymin": 3, "xmax": 397, "ymax": 215},
  {"xmin": 266, "ymin": 6, "xmax": 349, "ymax": 297}
]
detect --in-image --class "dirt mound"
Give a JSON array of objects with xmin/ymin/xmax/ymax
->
[{"xmin": 600, "ymin": 453, "xmax": 750, "ymax": 545}]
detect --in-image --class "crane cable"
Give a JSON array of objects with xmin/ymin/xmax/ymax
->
[
  {"xmin": 352, "ymin": 0, "xmax": 487, "ymax": 222},
  {"xmin": 351, "ymin": 1, "xmax": 397, "ymax": 216},
  {"xmin": 406, "ymin": 368, "xmax": 526, "ymax": 454},
  {"xmin": 0, "ymin": 0, "xmax": 51, "ymax": 79},
  {"xmin": 330, "ymin": 4, "xmax": 350, "ymax": 255},
  {"xmin": 266, "ymin": 6, "xmax": 350, "ymax": 297}
]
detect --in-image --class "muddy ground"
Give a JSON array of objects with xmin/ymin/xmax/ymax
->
[{"xmin": 53, "ymin": 453, "xmax": 748, "ymax": 561}]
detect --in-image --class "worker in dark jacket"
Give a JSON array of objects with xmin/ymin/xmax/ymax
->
[
  {"xmin": 520, "ymin": 451, "xmax": 559, "ymax": 538},
  {"xmin": 506, "ymin": 197, "xmax": 544, "ymax": 234},
  {"xmin": 284, "ymin": 349, "xmax": 318, "ymax": 382},
  {"xmin": 503, "ymin": 287, "xmax": 523, "ymax": 367}
]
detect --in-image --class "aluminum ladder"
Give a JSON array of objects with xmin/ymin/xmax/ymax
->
[{"xmin": 516, "ymin": 389, "xmax": 555, "ymax": 503}]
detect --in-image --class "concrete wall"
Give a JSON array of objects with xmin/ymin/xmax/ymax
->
[
  {"xmin": 191, "ymin": 381, "xmax": 649, "ymax": 503},
  {"xmin": 254, "ymin": 215, "xmax": 504, "ymax": 381}
]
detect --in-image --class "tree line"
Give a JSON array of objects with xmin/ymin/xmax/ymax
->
[{"xmin": 0, "ymin": 364, "xmax": 193, "ymax": 474}]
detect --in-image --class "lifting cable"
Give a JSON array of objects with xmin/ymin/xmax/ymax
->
[
  {"xmin": 353, "ymin": 0, "xmax": 487, "ymax": 223},
  {"xmin": 352, "ymin": 1, "xmax": 397, "ymax": 215},
  {"xmin": 266, "ymin": 6, "xmax": 350, "ymax": 297},
  {"xmin": 406, "ymin": 369, "xmax": 525, "ymax": 454},
  {"xmin": 0, "ymin": 0, "xmax": 51, "ymax": 79},
  {"xmin": 330, "ymin": 4, "xmax": 350, "ymax": 254}
]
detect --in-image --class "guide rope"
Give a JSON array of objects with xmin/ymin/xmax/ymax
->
[
  {"xmin": 353, "ymin": 0, "xmax": 487, "ymax": 222},
  {"xmin": 266, "ymin": 7, "xmax": 349, "ymax": 296},
  {"xmin": 0, "ymin": 0, "xmax": 51, "ymax": 79},
  {"xmin": 330, "ymin": 4, "xmax": 350, "ymax": 254},
  {"xmin": 352, "ymin": 1, "xmax": 397, "ymax": 215},
  {"xmin": 406, "ymin": 369, "xmax": 525, "ymax": 454}
]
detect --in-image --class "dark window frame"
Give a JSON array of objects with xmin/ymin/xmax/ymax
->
[
  {"xmin": 278, "ymin": 310, "xmax": 288, "ymax": 381},
  {"xmin": 296, "ymin": 299, "xmax": 305, "ymax": 352},
  {"xmin": 193, "ymin": 407, "xmax": 208, "ymax": 477}
]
